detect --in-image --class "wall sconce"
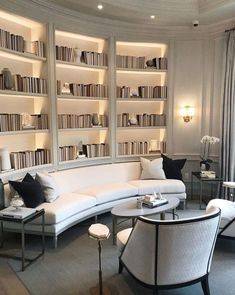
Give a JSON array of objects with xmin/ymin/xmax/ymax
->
[{"xmin": 181, "ymin": 106, "xmax": 194, "ymax": 123}]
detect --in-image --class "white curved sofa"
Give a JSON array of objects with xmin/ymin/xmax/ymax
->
[{"xmin": 4, "ymin": 162, "xmax": 186, "ymax": 247}]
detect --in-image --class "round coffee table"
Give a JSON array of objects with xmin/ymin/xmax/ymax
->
[{"xmin": 111, "ymin": 196, "xmax": 180, "ymax": 245}]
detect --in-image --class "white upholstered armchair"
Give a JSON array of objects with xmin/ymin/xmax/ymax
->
[{"xmin": 117, "ymin": 207, "xmax": 221, "ymax": 295}]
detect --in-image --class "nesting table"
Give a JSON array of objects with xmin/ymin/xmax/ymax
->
[
  {"xmin": 0, "ymin": 209, "xmax": 45, "ymax": 271},
  {"xmin": 111, "ymin": 196, "xmax": 179, "ymax": 245}
]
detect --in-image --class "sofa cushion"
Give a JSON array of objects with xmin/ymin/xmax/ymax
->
[
  {"xmin": 140, "ymin": 157, "xmax": 166, "ymax": 180},
  {"xmin": 77, "ymin": 182, "xmax": 138, "ymax": 205},
  {"xmin": 161, "ymin": 154, "xmax": 186, "ymax": 180},
  {"xmin": 9, "ymin": 173, "xmax": 44, "ymax": 208},
  {"xmin": 35, "ymin": 193, "xmax": 97, "ymax": 225},
  {"xmin": 128, "ymin": 179, "xmax": 185, "ymax": 196},
  {"xmin": 35, "ymin": 172, "xmax": 60, "ymax": 203}
]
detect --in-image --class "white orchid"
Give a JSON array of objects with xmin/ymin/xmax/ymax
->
[{"xmin": 200, "ymin": 135, "xmax": 220, "ymax": 167}]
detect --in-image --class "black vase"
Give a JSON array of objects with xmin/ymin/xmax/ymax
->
[{"xmin": 200, "ymin": 161, "xmax": 210, "ymax": 171}]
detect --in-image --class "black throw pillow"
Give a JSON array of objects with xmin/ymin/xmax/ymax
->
[
  {"xmin": 9, "ymin": 173, "xmax": 44, "ymax": 208},
  {"xmin": 161, "ymin": 154, "xmax": 186, "ymax": 180}
]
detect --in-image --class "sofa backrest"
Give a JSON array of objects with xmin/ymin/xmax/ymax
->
[{"xmin": 51, "ymin": 162, "xmax": 141, "ymax": 194}]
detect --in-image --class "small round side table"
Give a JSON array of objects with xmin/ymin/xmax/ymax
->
[{"xmin": 88, "ymin": 223, "xmax": 111, "ymax": 295}]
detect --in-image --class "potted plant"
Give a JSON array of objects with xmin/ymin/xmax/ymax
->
[{"xmin": 200, "ymin": 135, "xmax": 220, "ymax": 171}]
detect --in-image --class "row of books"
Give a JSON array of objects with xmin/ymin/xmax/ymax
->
[
  {"xmin": 117, "ymin": 86, "xmax": 167, "ymax": 98},
  {"xmin": 0, "ymin": 28, "xmax": 45, "ymax": 57},
  {"xmin": 152, "ymin": 57, "xmax": 168, "ymax": 70},
  {"xmin": 0, "ymin": 73, "xmax": 47, "ymax": 94},
  {"xmin": 59, "ymin": 143, "xmax": 109, "ymax": 161},
  {"xmin": 58, "ymin": 114, "xmax": 108, "ymax": 129},
  {"xmin": 117, "ymin": 113, "xmax": 166, "ymax": 127},
  {"xmin": 57, "ymin": 81, "xmax": 108, "ymax": 97},
  {"xmin": 80, "ymin": 51, "xmax": 108, "ymax": 66},
  {"xmin": 116, "ymin": 55, "xmax": 146, "ymax": 69},
  {"xmin": 10, "ymin": 149, "xmax": 50, "ymax": 170},
  {"xmin": 55, "ymin": 45, "xmax": 108, "ymax": 66},
  {"xmin": 0, "ymin": 113, "xmax": 48, "ymax": 132},
  {"xmin": 117, "ymin": 141, "xmax": 166, "ymax": 155}
]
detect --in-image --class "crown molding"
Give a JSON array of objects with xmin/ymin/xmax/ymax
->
[{"xmin": 0, "ymin": 0, "xmax": 234, "ymax": 40}]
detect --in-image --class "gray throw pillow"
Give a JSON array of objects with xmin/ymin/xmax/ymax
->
[{"xmin": 140, "ymin": 157, "xmax": 166, "ymax": 180}]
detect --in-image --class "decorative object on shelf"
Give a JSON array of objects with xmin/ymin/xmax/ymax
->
[
  {"xmin": 181, "ymin": 105, "xmax": 194, "ymax": 123},
  {"xmin": 146, "ymin": 59, "xmax": 154, "ymax": 67},
  {"xmin": 0, "ymin": 148, "xmax": 11, "ymax": 171},
  {"xmin": 74, "ymin": 47, "xmax": 82, "ymax": 63},
  {"xmin": 61, "ymin": 82, "xmax": 71, "ymax": 95},
  {"xmin": 21, "ymin": 113, "xmax": 35, "ymax": 129},
  {"xmin": 129, "ymin": 114, "xmax": 138, "ymax": 125},
  {"xmin": 200, "ymin": 135, "xmax": 220, "ymax": 171},
  {"xmin": 136, "ymin": 197, "xmax": 143, "ymax": 209},
  {"xmin": 130, "ymin": 87, "xmax": 138, "ymax": 97},
  {"xmin": 76, "ymin": 141, "xmax": 86, "ymax": 158},
  {"xmin": 92, "ymin": 113, "xmax": 100, "ymax": 126},
  {"xmin": 1, "ymin": 68, "xmax": 13, "ymax": 90},
  {"xmin": 149, "ymin": 139, "xmax": 160, "ymax": 152},
  {"xmin": 10, "ymin": 194, "xmax": 24, "ymax": 209},
  {"xmin": 24, "ymin": 40, "xmax": 33, "ymax": 54}
]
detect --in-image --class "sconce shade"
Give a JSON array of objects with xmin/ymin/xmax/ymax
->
[{"xmin": 182, "ymin": 106, "xmax": 194, "ymax": 123}]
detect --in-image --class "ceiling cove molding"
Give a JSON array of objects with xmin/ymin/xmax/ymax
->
[
  {"xmin": 0, "ymin": 0, "xmax": 233, "ymax": 39},
  {"xmin": 199, "ymin": 0, "xmax": 235, "ymax": 12}
]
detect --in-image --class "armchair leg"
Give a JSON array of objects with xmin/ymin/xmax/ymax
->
[
  {"xmin": 118, "ymin": 258, "xmax": 123, "ymax": 274},
  {"xmin": 201, "ymin": 276, "xmax": 210, "ymax": 295}
]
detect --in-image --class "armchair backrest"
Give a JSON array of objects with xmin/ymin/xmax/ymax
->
[{"xmin": 120, "ymin": 207, "xmax": 221, "ymax": 287}]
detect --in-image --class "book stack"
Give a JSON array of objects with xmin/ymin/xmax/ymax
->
[
  {"xmin": 116, "ymin": 55, "xmax": 146, "ymax": 69},
  {"xmin": 0, "ymin": 113, "xmax": 48, "ymax": 131},
  {"xmin": 82, "ymin": 143, "xmax": 108, "ymax": 158},
  {"xmin": 143, "ymin": 194, "xmax": 168, "ymax": 208},
  {"xmin": 0, "ymin": 28, "xmax": 24, "ymax": 52},
  {"xmin": 31, "ymin": 41, "xmax": 45, "ymax": 57},
  {"xmin": 80, "ymin": 51, "xmax": 108, "ymax": 66},
  {"xmin": 55, "ymin": 45, "xmax": 73, "ymax": 62},
  {"xmin": 0, "ymin": 207, "xmax": 36, "ymax": 219},
  {"xmin": 116, "ymin": 86, "xmax": 131, "ymax": 98},
  {"xmin": 117, "ymin": 113, "xmax": 166, "ymax": 127},
  {"xmin": 152, "ymin": 57, "xmax": 168, "ymax": 70},
  {"xmin": 116, "ymin": 85, "xmax": 167, "ymax": 98},
  {"xmin": 68, "ymin": 83, "xmax": 108, "ymax": 97},
  {"xmin": 59, "ymin": 145, "xmax": 79, "ymax": 161},
  {"xmin": 58, "ymin": 114, "xmax": 108, "ymax": 129},
  {"xmin": 117, "ymin": 140, "xmax": 166, "ymax": 155},
  {"xmin": 10, "ymin": 149, "xmax": 50, "ymax": 170},
  {"xmin": 12, "ymin": 74, "xmax": 47, "ymax": 94}
]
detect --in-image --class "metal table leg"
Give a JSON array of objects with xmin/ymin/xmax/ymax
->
[
  {"xmin": 191, "ymin": 173, "xmax": 194, "ymax": 200},
  {"xmin": 112, "ymin": 215, "xmax": 117, "ymax": 245},
  {"xmin": 200, "ymin": 181, "xmax": 203, "ymax": 210},
  {"xmin": 0, "ymin": 221, "xmax": 3, "ymax": 248},
  {"xmin": 160, "ymin": 212, "xmax": 165, "ymax": 220},
  {"xmin": 21, "ymin": 221, "xmax": 25, "ymax": 271}
]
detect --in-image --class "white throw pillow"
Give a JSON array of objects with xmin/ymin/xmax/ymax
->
[
  {"xmin": 35, "ymin": 172, "xmax": 60, "ymax": 203},
  {"xmin": 140, "ymin": 157, "xmax": 166, "ymax": 180}
]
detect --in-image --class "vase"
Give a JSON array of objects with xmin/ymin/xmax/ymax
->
[
  {"xmin": 200, "ymin": 161, "xmax": 210, "ymax": 171},
  {"xmin": 92, "ymin": 113, "xmax": 100, "ymax": 126},
  {"xmin": 0, "ymin": 148, "xmax": 12, "ymax": 171},
  {"xmin": 1, "ymin": 68, "xmax": 13, "ymax": 90},
  {"xmin": 74, "ymin": 48, "xmax": 82, "ymax": 63}
]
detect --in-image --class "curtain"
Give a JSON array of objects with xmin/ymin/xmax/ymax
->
[{"xmin": 221, "ymin": 30, "xmax": 235, "ymax": 184}]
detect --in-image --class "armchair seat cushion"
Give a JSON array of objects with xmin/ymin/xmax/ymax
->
[
  {"xmin": 128, "ymin": 179, "xmax": 185, "ymax": 196},
  {"xmin": 207, "ymin": 199, "xmax": 235, "ymax": 228},
  {"xmin": 117, "ymin": 228, "xmax": 132, "ymax": 252},
  {"xmin": 77, "ymin": 182, "xmax": 138, "ymax": 205}
]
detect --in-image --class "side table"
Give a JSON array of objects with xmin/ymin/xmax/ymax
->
[
  {"xmin": 191, "ymin": 172, "xmax": 223, "ymax": 209},
  {"xmin": 0, "ymin": 208, "xmax": 45, "ymax": 271}
]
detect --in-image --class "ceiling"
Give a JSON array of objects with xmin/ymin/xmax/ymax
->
[{"xmin": 45, "ymin": 0, "xmax": 235, "ymax": 27}]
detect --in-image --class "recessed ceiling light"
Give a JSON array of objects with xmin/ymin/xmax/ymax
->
[
  {"xmin": 97, "ymin": 4, "xmax": 103, "ymax": 10},
  {"xmin": 150, "ymin": 15, "xmax": 155, "ymax": 19}
]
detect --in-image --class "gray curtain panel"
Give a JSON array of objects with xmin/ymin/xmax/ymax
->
[{"xmin": 221, "ymin": 30, "xmax": 235, "ymax": 184}]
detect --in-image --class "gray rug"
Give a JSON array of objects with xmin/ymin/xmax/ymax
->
[{"xmin": 6, "ymin": 205, "xmax": 235, "ymax": 295}]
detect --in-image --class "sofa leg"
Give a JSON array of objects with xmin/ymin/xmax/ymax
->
[
  {"xmin": 94, "ymin": 215, "xmax": 98, "ymax": 223},
  {"xmin": 201, "ymin": 276, "xmax": 210, "ymax": 295},
  {"xmin": 153, "ymin": 287, "xmax": 159, "ymax": 295},
  {"xmin": 53, "ymin": 236, "xmax": 58, "ymax": 248}
]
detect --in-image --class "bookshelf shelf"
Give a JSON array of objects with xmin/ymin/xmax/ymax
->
[
  {"xmin": 0, "ymin": 129, "xmax": 49, "ymax": 136},
  {"xmin": 59, "ymin": 156, "xmax": 111, "ymax": 165},
  {"xmin": 0, "ymin": 46, "xmax": 46, "ymax": 63},
  {"xmin": 116, "ymin": 68, "xmax": 166, "ymax": 74},
  {"xmin": 0, "ymin": 90, "xmax": 47, "ymax": 98},
  {"xmin": 57, "ymin": 95, "xmax": 108, "ymax": 101},
  {"xmin": 117, "ymin": 126, "xmax": 166, "ymax": 130},
  {"xmin": 117, "ymin": 153, "xmax": 161, "ymax": 158},
  {"xmin": 116, "ymin": 98, "xmax": 167, "ymax": 102},
  {"xmin": 59, "ymin": 127, "xmax": 108, "ymax": 132},
  {"xmin": 56, "ymin": 60, "xmax": 107, "ymax": 71}
]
